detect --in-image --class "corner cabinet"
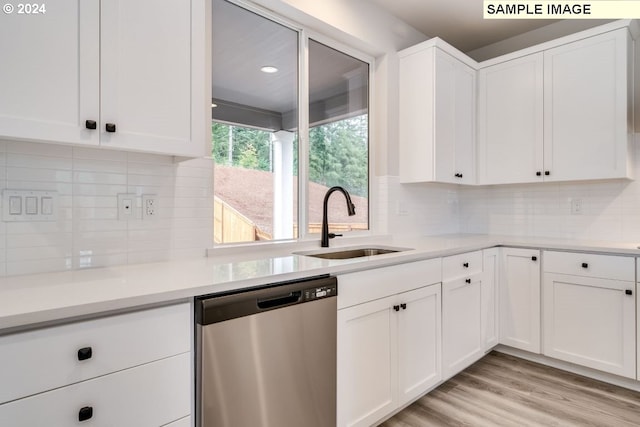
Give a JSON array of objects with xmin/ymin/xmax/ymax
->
[
  {"xmin": 478, "ymin": 26, "xmax": 634, "ymax": 184},
  {"xmin": 337, "ymin": 260, "xmax": 442, "ymax": 427},
  {"xmin": 499, "ymin": 247, "xmax": 541, "ymax": 353},
  {"xmin": 399, "ymin": 39, "xmax": 476, "ymax": 185},
  {"xmin": 0, "ymin": 0, "xmax": 207, "ymax": 157},
  {"xmin": 478, "ymin": 53, "xmax": 544, "ymax": 185},
  {"xmin": 543, "ymin": 251, "xmax": 636, "ymax": 378}
]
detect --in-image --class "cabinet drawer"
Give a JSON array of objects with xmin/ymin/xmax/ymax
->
[
  {"xmin": 338, "ymin": 259, "xmax": 442, "ymax": 309},
  {"xmin": 0, "ymin": 302, "xmax": 190, "ymax": 404},
  {"xmin": 0, "ymin": 352, "xmax": 191, "ymax": 427},
  {"xmin": 442, "ymin": 251, "xmax": 482, "ymax": 281},
  {"xmin": 544, "ymin": 251, "xmax": 635, "ymax": 282}
]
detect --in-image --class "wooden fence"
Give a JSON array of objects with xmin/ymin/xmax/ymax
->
[{"xmin": 214, "ymin": 197, "xmax": 367, "ymax": 243}]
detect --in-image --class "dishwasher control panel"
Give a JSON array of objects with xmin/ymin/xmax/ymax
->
[{"xmin": 304, "ymin": 283, "xmax": 337, "ymax": 301}]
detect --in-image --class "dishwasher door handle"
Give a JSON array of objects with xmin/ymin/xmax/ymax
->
[{"xmin": 257, "ymin": 291, "xmax": 302, "ymax": 309}]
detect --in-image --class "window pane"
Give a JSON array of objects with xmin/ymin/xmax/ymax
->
[
  {"xmin": 308, "ymin": 40, "xmax": 369, "ymax": 235},
  {"xmin": 211, "ymin": 0, "xmax": 298, "ymax": 244}
]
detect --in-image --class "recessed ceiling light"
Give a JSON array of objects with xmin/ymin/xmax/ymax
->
[{"xmin": 260, "ymin": 66, "xmax": 279, "ymax": 74}]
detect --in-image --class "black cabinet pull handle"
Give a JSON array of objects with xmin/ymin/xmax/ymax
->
[
  {"xmin": 393, "ymin": 305, "xmax": 400, "ymax": 312},
  {"xmin": 531, "ymin": 256, "xmax": 537, "ymax": 261},
  {"xmin": 536, "ymin": 171, "xmax": 541, "ymax": 176},
  {"xmin": 78, "ymin": 406, "xmax": 93, "ymax": 422},
  {"xmin": 454, "ymin": 173, "xmax": 463, "ymax": 178},
  {"xmin": 465, "ymin": 278, "xmax": 471, "ymax": 284},
  {"xmin": 400, "ymin": 303, "xmax": 407, "ymax": 310},
  {"xmin": 85, "ymin": 120, "xmax": 97, "ymax": 130},
  {"xmin": 581, "ymin": 263, "xmax": 588, "ymax": 268},
  {"xmin": 625, "ymin": 289, "xmax": 633, "ymax": 296},
  {"xmin": 463, "ymin": 262, "xmax": 469, "ymax": 268},
  {"xmin": 77, "ymin": 347, "xmax": 92, "ymax": 361},
  {"xmin": 105, "ymin": 123, "xmax": 116, "ymax": 133},
  {"xmin": 545, "ymin": 171, "xmax": 550, "ymax": 176}
]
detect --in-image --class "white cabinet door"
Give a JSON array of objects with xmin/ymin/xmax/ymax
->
[
  {"xmin": 0, "ymin": 0, "xmax": 100, "ymax": 146},
  {"xmin": 478, "ymin": 53, "xmax": 544, "ymax": 184},
  {"xmin": 544, "ymin": 28, "xmax": 631, "ymax": 181},
  {"xmin": 100, "ymin": 0, "xmax": 206, "ymax": 156},
  {"xmin": 499, "ymin": 248, "xmax": 541, "ymax": 353},
  {"xmin": 337, "ymin": 295, "xmax": 397, "ymax": 427},
  {"xmin": 399, "ymin": 43, "xmax": 475, "ymax": 184},
  {"xmin": 397, "ymin": 284, "xmax": 441, "ymax": 406},
  {"xmin": 543, "ymin": 273, "xmax": 636, "ymax": 378},
  {"xmin": 482, "ymin": 248, "xmax": 499, "ymax": 350},
  {"xmin": 434, "ymin": 49, "xmax": 475, "ymax": 184},
  {"xmin": 442, "ymin": 276, "xmax": 482, "ymax": 379}
]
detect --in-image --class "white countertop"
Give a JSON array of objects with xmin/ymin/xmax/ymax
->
[{"xmin": 2, "ymin": 233, "xmax": 639, "ymax": 333}]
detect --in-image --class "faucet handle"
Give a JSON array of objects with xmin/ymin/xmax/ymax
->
[{"xmin": 328, "ymin": 233, "xmax": 343, "ymax": 239}]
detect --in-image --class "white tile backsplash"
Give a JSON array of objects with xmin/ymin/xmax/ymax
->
[
  {"xmin": 386, "ymin": 135, "xmax": 640, "ymax": 243},
  {"xmin": 0, "ymin": 140, "xmax": 213, "ymax": 276}
]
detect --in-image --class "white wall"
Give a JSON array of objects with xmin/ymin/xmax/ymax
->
[{"xmin": 0, "ymin": 140, "xmax": 213, "ymax": 276}]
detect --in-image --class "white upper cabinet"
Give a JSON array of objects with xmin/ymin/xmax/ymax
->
[
  {"xmin": 399, "ymin": 40, "xmax": 476, "ymax": 185},
  {"xmin": 0, "ymin": 0, "xmax": 206, "ymax": 157},
  {"xmin": 478, "ymin": 53, "xmax": 544, "ymax": 184},
  {"xmin": 0, "ymin": 0, "xmax": 100, "ymax": 147},
  {"xmin": 543, "ymin": 29, "xmax": 632, "ymax": 181},
  {"xmin": 478, "ymin": 25, "xmax": 633, "ymax": 184}
]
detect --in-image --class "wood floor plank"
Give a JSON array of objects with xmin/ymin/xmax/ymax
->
[{"xmin": 379, "ymin": 352, "xmax": 640, "ymax": 427}]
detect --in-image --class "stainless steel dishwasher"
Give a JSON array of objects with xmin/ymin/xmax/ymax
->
[{"xmin": 195, "ymin": 275, "xmax": 337, "ymax": 427}]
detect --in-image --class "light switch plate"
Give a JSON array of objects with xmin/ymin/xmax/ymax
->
[{"xmin": 2, "ymin": 190, "xmax": 58, "ymax": 222}]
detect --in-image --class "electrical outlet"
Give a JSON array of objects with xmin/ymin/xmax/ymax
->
[
  {"xmin": 571, "ymin": 198, "xmax": 583, "ymax": 215},
  {"xmin": 118, "ymin": 193, "xmax": 137, "ymax": 220},
  {"xmin": 142, "ymin": 194, "xmax": 157, "ymax": 219}
]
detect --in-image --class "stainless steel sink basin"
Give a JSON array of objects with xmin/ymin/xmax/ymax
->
[{"xmin": 295, "ymin": 246, "xmax": 410, "ymax": 260}]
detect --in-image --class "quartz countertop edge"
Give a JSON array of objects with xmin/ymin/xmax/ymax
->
[{"xmin": 2, "ymin": 234, "xmax": 639, "ymax": 333}]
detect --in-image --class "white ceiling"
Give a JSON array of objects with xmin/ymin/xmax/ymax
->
[{"xmin": 369, "ymin": 0, "xmax": 560, "ymax": 52}]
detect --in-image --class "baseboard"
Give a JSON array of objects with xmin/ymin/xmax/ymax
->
[{"xmin": 494, "ymin": 345, "xmax": 640, "ymax": 393}]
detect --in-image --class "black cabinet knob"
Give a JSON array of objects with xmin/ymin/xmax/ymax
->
[
  {"xmin": 393, "ymin": 305, "xmax": 400, "ymax": 312},
  {"xmin": 545, "ymin": 171, "xmax": 550, "ymax": 176},
  {"xmin": 536, "ymin": 171, "xmax": 542, "ymax": 176},
  {"xmin": 463, "ymin": 262, "xmax": 469, "ymax": 268},
  {"xmin": 78, "ymin": 406, "xmax": 93, "ymax": 422},
  {"xmin": 625, "ymin": 289, "xmax": 633, "ymax": 296},
  {"xmin": 400, "ymin": 303, "xmax": 407, "ymax": 310},
  {"xmin": 531, "ymin": 256, "xmax": 537, "ymax": 261},
  {"xmin": 454, "ymin": 173, "xmax": 463, "ymax": 178},
  {"xmin": 581, "ymin": 263, "xmax": 588, "ymax": 268},
  {"xmin": 77, "ymin": 347, "xmax": 92, "ymax": 361},
  {"xmin": 105, "ymin": 123, "xmax": 116, "ymax": 133},
  {"xmin": 465, "ymin": 278, "xmax": 471, "ymax": 284},
  {"xmin": 85, "ymin": 120, "xmax": 97, "ymax": 130}
]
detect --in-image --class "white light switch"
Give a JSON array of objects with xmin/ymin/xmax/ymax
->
[
  {"xmin": 3, "ymin": 190, "xmax": 58, "ymax": 222},
  {"xmin": 41, "ymin": 197, "xmax": 53, "ymax": 215},
  {"xmin": 25, "ymin": 196, "xmax": 38, "ymax": 215},
  {"xmin": 9, "ymin": 196, "xmax": 21, "ymax": 215}
]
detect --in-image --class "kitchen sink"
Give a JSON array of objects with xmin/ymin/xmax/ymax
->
[{"xmin": 295, "ymin": 246, "xmax": 410, "ymax": 260}]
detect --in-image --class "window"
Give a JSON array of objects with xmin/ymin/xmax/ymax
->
[{"xmin": 212, "ymin": 0, "xmax": 369, "ymax": 244}]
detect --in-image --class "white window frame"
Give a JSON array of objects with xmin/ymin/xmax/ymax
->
[{"xmin": 213, "ymin": 0, "xmax": 376, "ymax": 246}]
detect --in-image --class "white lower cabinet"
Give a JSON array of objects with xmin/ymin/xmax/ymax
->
[
  {"xmin": 499, "ymin": 247, "xmax": 541, "ymax": 353},
  {"xmin": 0, "ymin": 302, "xmax": 192, "ymax": 426},
  {"xmin": 543, "ymin": 251, "xmax": 636, "ymax": 378},
  {"xmin": 481, "ymin": 248, "xmax": 499, "ymax": 350},
  {"xmin": 442, "ymin": 275, "xmax": 482, "ymax": 379},
  {"xmin": 0, "ymin": 353, "xmax": 191, "ymax": 427},
  {"xmin": 337, "ymin": 260, "xmax": 441, "ymax": 427}
]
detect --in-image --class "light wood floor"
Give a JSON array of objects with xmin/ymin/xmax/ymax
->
[{"xmin": 379, "ymin": 352, "xmax": 640, "ymax": 427}]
